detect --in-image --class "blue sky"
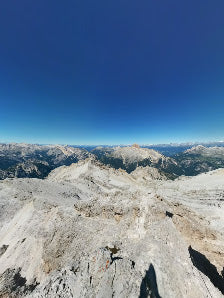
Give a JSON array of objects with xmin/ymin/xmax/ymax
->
[{"xmin": 1, "ymin": 0, "xmax": 224, "ymax": 145}]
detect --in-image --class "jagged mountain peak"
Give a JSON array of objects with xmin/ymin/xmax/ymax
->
[
  {"xmin": 131, "ymin": 143, "xmax": 140, "ymax": 148},
  {"xmin": 184, "ymin": 145, "xmax": 207, "ymax": 153},
  {"xmin": 112, "ymin": 145, "xmax": 164, "ymax": 161}
]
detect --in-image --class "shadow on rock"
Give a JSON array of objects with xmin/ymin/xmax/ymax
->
[
  {"xmin": 139, "ymin": 264, "xmax": 161, "ymax": 298},
  {"xmin": 188, "ymin": 245, "xmax": 224, "ymax": 295}
]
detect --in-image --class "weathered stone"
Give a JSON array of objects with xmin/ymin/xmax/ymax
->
[{"xmin": 0, "ymin": 159, "xmax": 223, "ymax": 297}]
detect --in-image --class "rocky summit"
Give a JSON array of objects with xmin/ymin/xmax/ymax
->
[{"xmin": 0, "ymin": 157, "xmax": 224, "ymax": 297}]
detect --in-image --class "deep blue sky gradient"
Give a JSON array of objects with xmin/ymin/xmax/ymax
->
[{"xmin": 1, "ymin": 0, "xmax": 224, "ymax": 144}]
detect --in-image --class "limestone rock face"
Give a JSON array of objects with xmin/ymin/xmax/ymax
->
[
  {"xmin": 132, "ymin": 143, "xmax": 140, "ymax": 149},
  {"xmin": 131, "ymin": 166, "xmax": 167, "ymax": 183},
  {"xmin": 0, "ymin": 159, "xmax": 223, "ymax": 297},
  {"xmin": 92, "ymin": 145, "xmax": 182, "ymax": 176}
]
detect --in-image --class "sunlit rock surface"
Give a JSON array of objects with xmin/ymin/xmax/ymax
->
[{"xmin": 0, "ymin": 159, "xmax": 223, "ymax": 297}]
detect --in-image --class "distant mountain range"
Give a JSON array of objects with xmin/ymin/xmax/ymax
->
[
  {"xmin": 1, "ymin": 142, "xmax": 224, "ymax": 179},
  {"xmin": 143, "ymin": 141, "xmax": 224, "ymax": 156},
  {"xmin": 0, "ymin": 143, "xmax": 92, "ymax": 179},
  {"xmin": 73, "ymin": 141, "xmax": 224, "ymax": 156},
  {"xmin": 175, "ymin": 145, "xmax": 224, "ymax": 176},
  {"xmin": 91, "ymin": 145, "xmax": 182, "ymax": 178}
]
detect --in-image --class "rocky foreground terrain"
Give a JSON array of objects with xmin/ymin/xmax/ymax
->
[{"xmin": 0, "ymin": 157, "xmax": 224, "ymax": 297}]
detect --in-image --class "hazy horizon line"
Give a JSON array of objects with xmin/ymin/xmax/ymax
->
[{"xmin": 1, "ymin": 140, "xmax": 224, "ymax": 147}]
